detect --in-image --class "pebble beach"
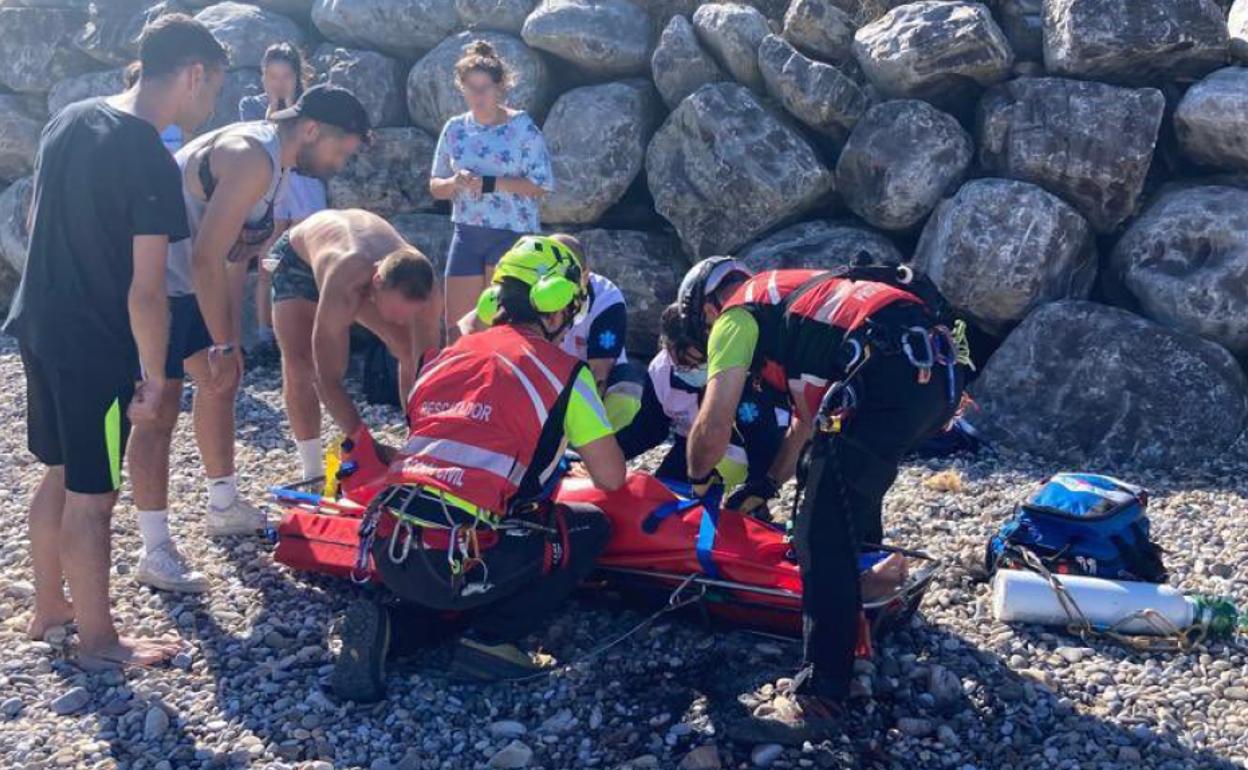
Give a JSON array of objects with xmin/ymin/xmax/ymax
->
[{"xmin": 1, "ymin": 340, "xmax": 1246, "ymax": 770}]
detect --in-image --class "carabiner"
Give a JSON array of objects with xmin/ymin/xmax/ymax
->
[
  {"xmin": 901, "ymin": 326, "xmax": 935, "ymax": 384},
  {"xmin": 387, "ymin": 518, "xmax": 414, "ymax": 565}
]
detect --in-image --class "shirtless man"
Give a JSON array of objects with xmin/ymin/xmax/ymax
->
[{"xmin": 270, "ymin": 209, "xmax": 443, "ymax": 480}]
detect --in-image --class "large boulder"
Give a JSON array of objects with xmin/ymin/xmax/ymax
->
[
  {"xmin": 249, "ymin": 0, "xmax": 314, "ymax": 14},
  {"xmin": 692, "ymin": 3, "xmax": 772, "ymax": 91},
  {"xmin": 645, "ymin": 82, "xmax": 835, "ymax": 257},
  {"xmin": 1108, "ymin": 185, "xmax": 1248, "ymax": 356},
  {"xmin": 0, "ymin": 175, "xmax": 33, "ymax": 275},
  {"xmin": 912, "ymin": 178, "xmax": 1096, "ymax": 336},
  {"xmin": 521, "ymin": 0, "xmax": 652, "ymax": 78},
  {"xmin": 312, "ymin": 0, "xmax": 461, "ymax": 60},
  {"xmin": 977, "ymin": 77, "xmax": 1165, "ymax": 233},
  {"xmin": 575, "ymin": 228, "xmax": 687, "ymax": 354},
  {"xmin": 782, "ymin": 0, "xmax": 856, "ymax": 63},
  {"xmin": 0, "ymin": 97, "xmax": 43, "ymax": 183},
  {"xmin": 74, "ymin": 0, "xmax": 184, "ymax": 67},
  {"xmin": 201, "ymin": 68, "xmax": 263, "ymax": 133},
  {"xmin": 739, "ymin": 219, "xmax": 903, "ymax": 271},
  {"xmin": 312, "ymin": 45, "xmax": 408, "ymax": 129},
  {"xmin": 1233, "ymin": 0, "xmax": 1248, "ymax": 61},
  {"xmin": 541, "ymin": 80, "xmax": 662, "ymax": 225},
  {"xmin": 967, "ymin": 301, "xmax": 1248, "ymax": 468},
  {"xmin": 1043, "ymin": 0, "xmax": 1229, "ymax": 84},
  {"xmin": 327, "ymin": 128, "xmax": 437, "ymax": 219},
  {"xmin": 636, "ymin": 0, "xmax": 791, "ymax": 25},
  {"xmin": 1174, "ymin": 67, "xmax": 1248, "ymax": 172},
  {"xmin": 194, "ymin": 2, "xmax": 305, "ymax": 70},
  {"xmin": 406, "ymin": 31, "xmax": 552, "ymax": 135},
  {"xmin": 0, "ymin": 7, "xmax": 96, "ymax": 93},
  {"xmin": 835, "ymin": 99, "xmax": 972, "ymax": 231},
  {"xmin": 456, "ymin": 0, "xmax": 537, "ymax": 33},
  {"xmin": 852, "ymin": 1, "xmax": 1013, "ymax": 103},
  {"xmin": 651, "ymin": 14, "xmax": 728, "ymax": 110},
  {"xmin": 47, "ymin": 68, "xmax": 126, "ymax": 117},
  {"xmin": 758, "ymin": 34, "xmax": 870, "ymax": 142},
  {"xmin": 388, "ymin": 213, "xmax": 454, "ymax": 275}
]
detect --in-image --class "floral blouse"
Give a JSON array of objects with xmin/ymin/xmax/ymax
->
[{"xmin": 431, "ymin": 111, "xmax": 554, "ymax": 233}]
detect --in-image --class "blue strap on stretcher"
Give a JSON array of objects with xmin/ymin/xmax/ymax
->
[{"xmin": 643, "ymin": 478, "xmax": 722, "ymax": 578}]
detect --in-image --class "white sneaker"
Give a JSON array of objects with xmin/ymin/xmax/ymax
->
[
  {"xmin": 205, "ymin": 498, "xmax": 269, "ymax": 537},
  {"xmin": 136, "ymin": 541, "xmax": 210, "ymax": 594}
]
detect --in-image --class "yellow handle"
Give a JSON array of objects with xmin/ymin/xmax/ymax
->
[{"xmin": 323, "ymin": 439, "xmax": 342, "ymax": 498}]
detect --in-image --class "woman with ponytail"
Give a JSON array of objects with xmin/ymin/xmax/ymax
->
[
  {"xmin": 430, "ymin": 40, "xmax": 554, "ymax": 342},
  {"xmin": 239, "ymin": 42, "xmax": 328, "ymax": 349}
]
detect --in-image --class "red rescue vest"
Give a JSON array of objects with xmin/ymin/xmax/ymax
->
[
  {"xmin": 722, "ymin": 270, "xmax": 922, "ymax": 414},
  {"xmin": 399, "ymin": 325, "xmax": 584, "ymax": 517}
]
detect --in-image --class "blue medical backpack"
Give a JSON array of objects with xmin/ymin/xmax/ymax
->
[{"xmin": 986, "ymin": 473, "xmax": 1167, "ymax": 583}]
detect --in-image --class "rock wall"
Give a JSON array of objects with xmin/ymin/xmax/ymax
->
[{"xmin": 0, "ymin": 0, "xmax": 1245, "ymax": 464}]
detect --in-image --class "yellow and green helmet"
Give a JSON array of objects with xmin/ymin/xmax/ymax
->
[{"xmin": 476, "ymin": 235, "xmax": 586, "ymax": 326}]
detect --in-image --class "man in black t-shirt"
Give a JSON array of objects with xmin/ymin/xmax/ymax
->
[{"xmin": 2, "ymin": 15, "xmax": 227, "ymax": 670}]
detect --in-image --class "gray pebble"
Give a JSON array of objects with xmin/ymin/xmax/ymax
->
[
  {"xmin": 751, "ymin": 743, "xmax": 783, "ymax": 767},
  {"xmin": 51, "ymin": 687, "xmax": 90, "ymax": 716},
  {"xmin": 1, "ymin": 697, "xmax": 22, "ymax": 719}
]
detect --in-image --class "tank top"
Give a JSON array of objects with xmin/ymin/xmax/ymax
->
[{"xmin": 165, "ymin": 121, "xmax": 286, "ymax": 297}]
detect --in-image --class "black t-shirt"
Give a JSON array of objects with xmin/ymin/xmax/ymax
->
[{"xmin": 3, "ymin": 98, "xmax": 188, "ymax": 373}]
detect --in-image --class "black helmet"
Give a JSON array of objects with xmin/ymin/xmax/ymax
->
[{"xmin": 677, "ymin": 257, "xmax": 753, "ymax": 345}]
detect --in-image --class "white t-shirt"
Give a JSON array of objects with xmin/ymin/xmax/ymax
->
[
  {"xmin": 276, "ymin": 171, "xmax": 327, "ymax": 222},
  {"xmin": 647, "ymin": 349, "xmax": 700, "ymax": 438},
  {"xmin": 561, "ymin": 273, "xmax": 629, "ymax": 365}
]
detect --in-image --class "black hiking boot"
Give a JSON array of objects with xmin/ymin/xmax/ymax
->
[{"xmin": 332, "ymin": 599, "xmax": 390, "ymax": 702}]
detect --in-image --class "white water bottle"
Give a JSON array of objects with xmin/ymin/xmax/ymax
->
[{"xmin": 992, "ymin": 569, "xmax": 1197, "ymax": 635}]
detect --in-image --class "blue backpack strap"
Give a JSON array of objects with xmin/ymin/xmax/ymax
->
[
  {"xmin": 642, "ymin": 496, "xmax": 702, "ymax": 533},
  {"xmin": 695, "ymin": 490, "xmax": 723, "ymax": 578},
  {"xmin": 643, "ymin": 478, "xmax": 724, "ymax": 578}
]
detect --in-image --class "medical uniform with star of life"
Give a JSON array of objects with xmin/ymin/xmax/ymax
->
[
  {"xmin": 559, "ymin": 272, "xmax": 646, "ymax": 430},
  {"xmin": 613, "ymin": 347, "xmax": 790, "ymax": 489}
]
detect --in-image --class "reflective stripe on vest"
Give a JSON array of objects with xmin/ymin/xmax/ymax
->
[
  {"xmin": 401, "ymin": 326, "xmax": 581, "ymax": 515},
  {"xmin": 402, "ymin": 435, "xmax": 528, "ymax": 488},
  {"xmin": 493, "ymin": 352, "xmax": 550, "ymax": 423},
  {"xmin": 723, "ymin": 269, "xmax": 920, "ymax": 398}
]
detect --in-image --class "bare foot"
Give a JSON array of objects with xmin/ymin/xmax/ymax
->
[
  {"xmin": 76, "ymin": 636, "xmax": 183, "ymax": 672},
  {"xmin": 27, "ymin": 599, "xmax": 75, "ymax": 641},
  {"xmin": 860, "ymin": 552, "xmax": 908, "ymax": 603}
]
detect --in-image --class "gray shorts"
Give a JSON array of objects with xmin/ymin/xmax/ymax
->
[
  {"xmin": 270, "ymin": 232, "xmax": 319, "ymax": 304},
  {"xmin": 445, "ymin": 223, "xmax": 524, "ymax": 278}
]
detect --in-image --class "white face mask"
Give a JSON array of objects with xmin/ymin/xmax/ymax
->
[{"xmin": 673, "ymin": 365, "xmax": 708, "ymax": 389}]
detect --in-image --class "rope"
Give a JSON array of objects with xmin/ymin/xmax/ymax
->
[
  {"xmin": 1015, "ymin": 548, "xmax": 1202, "ymax": 653},
  {"xmin": 505, "ymin": 574, "xmax": 709, "ymax": 685}
]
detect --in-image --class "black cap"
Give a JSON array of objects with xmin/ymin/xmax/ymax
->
[{"xmin": 269, "ymin": 84, "xmax": 371, "ymax": 141}]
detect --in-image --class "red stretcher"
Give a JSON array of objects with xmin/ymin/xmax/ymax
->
[{"xmin": 272, "ymin": 465, "xmax": 939, "ymax": 642}]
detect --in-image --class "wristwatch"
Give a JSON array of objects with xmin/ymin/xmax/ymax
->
[{"xmin": 210, "ymin": 343, "xmax": 236, "ymax": 355}]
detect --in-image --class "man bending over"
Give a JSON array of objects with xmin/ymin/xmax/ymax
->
[{"xmin": 271, "ymin": 209, "xmax": 442, "ymax": 480}]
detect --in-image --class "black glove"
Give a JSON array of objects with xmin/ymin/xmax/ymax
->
[
  {"xmin": 689, "ymin": 469, "xmax": 724, "ymax": 500},
  {"xmin": 726, "ymin": 476, "xmax": 780, "ymax": 517}
]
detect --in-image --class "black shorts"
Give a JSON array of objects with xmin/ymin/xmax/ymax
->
[
  {"xmin": 21, "ymin": 343, "xmax": 134, "ymax": 494},
  {"xmin": 164, "ymin": 294, "xmax": 213, "ymax": 380}
]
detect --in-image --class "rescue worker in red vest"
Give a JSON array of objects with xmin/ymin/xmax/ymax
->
[
  {"xmin": 333, "ymin": 236, "xmax": 625, "ymax": 700},
  {"xmin": 680, "ymin": 257, "xmax": 968, "ymax": 715}
]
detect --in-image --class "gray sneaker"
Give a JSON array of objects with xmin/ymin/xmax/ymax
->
[
  {"xmin": 205, "ymin": 498, "xmax": 268, "ymax": 537},
  {"xmin": 136, "ymin": 541, "xmax": 210, "ymax": 594}
]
